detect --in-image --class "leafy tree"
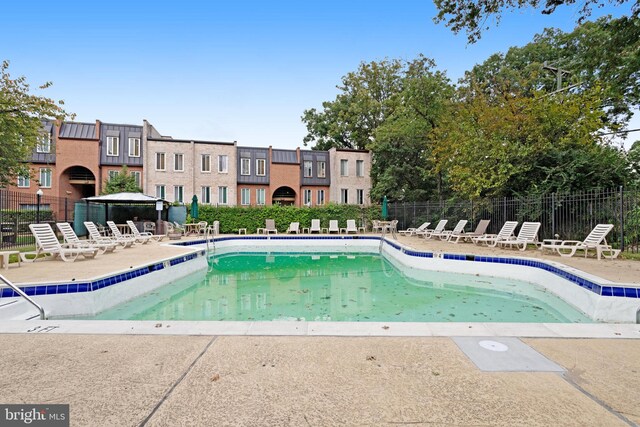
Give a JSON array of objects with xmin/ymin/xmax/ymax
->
[
  {"xmin": 0, "ymin": 60, "xmax": 72, "ymax": 186},
  {"xmin": 629, "ymin": 140, "xmax": 640, "ymax": 180},
  {"xmin": 102, "ymin": 166, "xmax": 142, "ymax": 194},
  {"xmin": 433, "ymin": 0, "xmax": 639, "ymax": 43}
]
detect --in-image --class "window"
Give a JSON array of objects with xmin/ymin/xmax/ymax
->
[
  {"xmin": 340, "ymin": 159, "xmax": 348, "ymax": 176},
  {"xmin": 156, "ymin": 185, "xmax": 165, "ymax": 199},
  {"xmin": 218, "ymin": 155, "xmax": 228, "ymax": 173},
  {"xmin": 107, "ymin": 136, "xmax": 119, "ymax": 156},
  {"xmin": 303, "ymin": 161, "xmax": 313, "ymax": 178},
  {"xmin": 341, "ymin": 188, "xmax": 348, "ymax": 204},
  {"xmin": 356, "ymin": 160, "xmax": 364, "ymax": 177},
  {"xmin": 201, "ymin": 186, "xmax": 211, "ymax": 204},
  {"xmin": 317, "ymin": 189, "xmax": 325, "ymax": 205},
  {"xmin": 201, "ymin": 154, "xmax": 211, "ymax": 172},
  {"xmin": 130, "ymin": 171, "xmax": 141, "ymax": 187},
  {"xmin": 36, "ymin": 133, "xmax": 51, "ymax": 153},
  {"xmin": 174, "ymin": 153, "xmax": 184, "ymax": 171},
  {"xmin": 128, "ymin": 138, "xmax": 140, "ymax": 157},
  {"xmin": 156, "ymin": 152, "xmax": 166, "ymax": 170},
  {"xmin": 174, "ymin": 185, "xmax": 184, "ymax": 203},
  {"xmin": 317, "ymin": 161, "xmax": 326, "ymax": 178},
  {"xmin": 241, "ymin": 158, "xmax": 251, "ymax": 175},
  {"xmin": 17, "ymin": 175, "xmax": 30, "ymax": 188},
  {"xmin": 356, "ymin": 189, "xmax": 364, "ymax": 205},
  {"xmin": 241, "ymin": 188, "xmax": 250, "ymax": 205},
  {"xmin": 39, "ymin": 168, "xmax": 52, "ymax": 188},
  {"xmin": 108, "ymin": 170, "xmax": 119, "ymax": 181},
  {"xmin": 303, "ymin": 189, "xmax": 312, "ymax": 205},
  {"xmin": 218, "ymin": 186, "xmax": 228, "ymax": 205},
  {"xmin": 256, "ymin": 188, "xmax": 265, "ymax": 205},
  {"xmin": 256, "ymin": 159, "xmax": 266, "ymax": 176}
]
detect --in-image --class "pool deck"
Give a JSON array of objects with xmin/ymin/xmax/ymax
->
[{"xmin": 1, "ymin": 234, "xmax": 639, "ymax": 426}]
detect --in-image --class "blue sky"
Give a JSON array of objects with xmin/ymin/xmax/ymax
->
[{"xmin": 4, "ymin": 0, "xmax": 637, "ymax": 149}]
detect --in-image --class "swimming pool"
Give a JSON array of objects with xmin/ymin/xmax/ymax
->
[{"xmin": 85, "ymin": 251, "xmax": 592, "ymax": 323}]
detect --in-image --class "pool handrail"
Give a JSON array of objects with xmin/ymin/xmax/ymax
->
[{"xmin": 0, "ymin": 273, "xmax": 46, "ymax": 320}]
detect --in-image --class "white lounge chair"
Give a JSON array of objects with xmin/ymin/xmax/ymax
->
[
  {"xmin": 448, "ymin": 219, "xmax": 490, "ymax": 244},
  {"xmin": 309, "ymin": 219, "xmax": 321, "ymax": 234},
  {"xmin": 21, "ymin": 223, "xmax": 98, "ymax": 263},
  {"xmin": 472, "ymin": 221, "xmax": 518, "ymax": 247},
  {"xmin": 106, "ymin": 221, "xmax": 139, "ymax": 245},
  {"xmin": 398, "ymin": 221, "xmax": 430, "ymax": 236},
  {"xmin": 434, "ymin": 220, "xmax": 468, "ymax": 241},
  {"xmin": 56, "ymin": 222, "xmax": 117, "ymax": 254},
  {"xmin": 85, "ymin": 221, "xmax": 133, "ymax": 248},
  {"xmin": 127, "ymin": 220, "xmax": 164, "ymax": 242},
  {"xmin": 264, "ymin": 219, "xmax": 278, "ymax": 234},
  {"xmin": 287, "ymin": 222, "xmax": 300, "ymax": 234},
  {"xmin": 328, "ymin": 220, "xmax": 340, "ymax": 234},
  {"xmin": 540, "ymin": 224, "xmax": 621, "ymax": 260},
  {"xmin": 417, "ymin": 220, "xmax": 448, "ymax": 239},
  {"xmin": 497, "ymin": 222, "xmax": 541, "ymax": 251},
  {"xmin": 341, "ymin": 219, "xmax": 358, "ymax": 234}
]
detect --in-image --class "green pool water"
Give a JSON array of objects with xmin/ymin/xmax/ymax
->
[{"xmin": 87, "ymin": 252, "xmax": 592, "ymax": 323}]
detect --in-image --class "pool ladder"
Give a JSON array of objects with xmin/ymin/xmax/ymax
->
[
  {"xmin": 379, "ymin": 223, "xmax": 397, "ymax": 253},
  {"xmin": 0, "ymin": 273, "xmax": 46, "ymax": 320},
  {"xmin": 205, "ymin": 221, "xmax": 218, "ymax": 255}
]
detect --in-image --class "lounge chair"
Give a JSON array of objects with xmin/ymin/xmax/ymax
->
[
  {"xmin": 540, "ymin": 224, "xmax": 621, "ymax": 260},
  {"xmin": 106, "ymin": 221, "xmax": 139, "ymax": 245},
  {"xmin": 287, "ymin": 222, "xmax": 300, "ymax": 234},
  {"xmin": 398, "ymin": 221, "xmax": 430, "ymax": 236},
  {"xmin": 127, "ymin": 220, "xmax": 164, "ymax": 242},
  {"xmin": 449, "ymin": 220, "xmax": 490, "ymax": 244},
  {"xmin": 56, "ymin": 222, "xmax": 117, "ymax": 254},
  {"xmin": 497, "ymin": 222, "xmax": 541, "ymax": 251},
  {"xmin": 264, "ymin": 219, "xmax": 278, "ymax": 234},
  {"xmin": 309, "ymin": 219, "xmax": 321, "ymax": 234},
  {"xmin": 416, "ymin": 220, "xmax": 448, "ymax": 239},
  {"xmin": 84, "ymin": 221, "xmax": 134, "ymax": 248},
  {"xmin": 341, "ymin": 219, "xmax": 358, "ymax": 234},
  {"xmin": 328, "ymin": 220, "xmax": 340, "ymax": 234},
  {"xmin": 434, "ymin": 220, "xmax": 468, "ymax": 241},
  {"xmin": 21, "ymin": 224, "xmax": 98, "ymax": 262},
  {"xmin": 472, "ymin": 221, "xmax": 518, "ymax": 247}
]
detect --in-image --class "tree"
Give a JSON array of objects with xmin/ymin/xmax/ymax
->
[
  {"xmin": 102, "ymin": 166, "xmax": 142, "ymax": 194},
  {"xmin": 433, "ymin": 0, "xmax": 639, "ymax": 43},
  {"xmin": 0, "ymin": 60, "xmax": 72, "ymax": 186}
]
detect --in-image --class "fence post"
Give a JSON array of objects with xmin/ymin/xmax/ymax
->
[
  {"xmin": 551, "ymin": 193, "xmax": 556, "ymax": 237},
  {"xmin": 620, "ymin": 186, "xmax": 624, "ymax": 251},
  {"xmin": 503, "ymin": 197, "xmax": 507, "ymax": 221},
  {"xmin": 470, "ymin": 198, "xmax": 474, "ymax": 228}
]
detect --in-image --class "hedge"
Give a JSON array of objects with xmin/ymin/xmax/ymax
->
[{"xmin": 187, "ymin": 204, "xmax": 382, "ymax": 234}]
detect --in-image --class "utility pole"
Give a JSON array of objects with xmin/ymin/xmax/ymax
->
[{"xmin": 542, "ymin": 62, "xmax": 572, "ymax": 93}]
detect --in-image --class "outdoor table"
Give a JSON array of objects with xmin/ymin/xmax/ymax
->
[
  {"xmin": 182, "ymin": 224, "xmax": 201, "ymax": 235},
  {"xmin": 0, "ymin": 251, "xmax": 20, "ymax": 269}
]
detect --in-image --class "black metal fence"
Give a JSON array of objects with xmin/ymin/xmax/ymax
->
[
  {"xmin": 388, "ymin": 187, "xmax": 640, "ymax": 253},
  {"xmin": 0, "ymin": 189, "xmax": 78, "ymax": 250}
]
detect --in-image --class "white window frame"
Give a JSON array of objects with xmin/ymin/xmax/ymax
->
[
  {"xmin": 201, "ymin": 154, "xmax": 211, "ymax": 172},
  {"xmin": 218, "ymin": 186, "xmax": 228, "ymax": 205},
  {"xmin": 356, "ymin": 160, "xmax": 364, "ymax": 177},
  {"xmin": 108, "ymin": 170, "xmax": 119, "ymax": 181},
  {"xmin": 256, "ymin": 188, "xmax": 265, "ymax": 205},
  {"xmin": 17, "ymin": 175, "xmax": 30, "ymax": 188},
  {"xmin": 241, "ymin": 158, "xmax": 251, "ymax": 176},
  {"xmin": 201, "ymin": 186, "xmax": 211, "ymax": 204},
  {"xmin": 340, "ymin": 188, "xmax": 348, "ymax": 204},
  {"xmin": 256, "ymin": 159, "xmax": 266, "ymax": 176},
  {"xmin": 317, "ymin": 161, "xmax": 326, "ymax": 178},
  {"xmin": 174, "ymin": 153, "xmax": 184, "ymax": 172},
  {"xmin": 340, "ymin": 159, "xmax": 348, "ymax": 177},
  {"xmin": 303, "ymin": 161, "xmax": 313, "ymax": 178},
  {"xmin": 36, "ymin": 133, "xmax": 51, "ymax": 153},
  {"xmin": 174, "ymin": 185, "xmax": 184, "ymax": 203},
  {"xmin": 156, "ymin": 185, "xmax": 165, "ymax": 199},
  {"xmin": 128, "ymin": 137, "xmax": 140, "ymax": 157},
  {"xmin": 106, "ymin": 136, "xmax": 119, "ymax": 157},
  {"xmin": 303, "ymin": 189, "xmax": 312, "ymax": 205},
  {"xmin": 317, "ymin": 189, "xmax": 325, "ymax": 205},
  {"xmin": 156, "ymin": 152, "xmax": 166, "ymax": 171},
  {"xmin": 39, "ymin": 168, "xmax": 52, "ymax": 188},
  {"xmin": 356, "ymin": 189, "xmax": 364, "ymax": 205},
  {"xmin": 130, "ymin": 171, "xmax": 141, "ymax": 187},
  {"xmin": 218, "ymin": 155, "xmax": 228, "ymax": 173},
  {"xmin": 241, "ymin": 188, "xmax": 250, "ymax": 205}
]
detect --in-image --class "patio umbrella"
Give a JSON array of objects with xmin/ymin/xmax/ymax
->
[
  {"xmin": 190, "ymin": 195, "xmax": 199, "ymax": 219},
  {"xmin": 381, "ymin": 195, "xmax": 388, "ymax": 220}
]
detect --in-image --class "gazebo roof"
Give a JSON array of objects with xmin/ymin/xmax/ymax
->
[{"xmin": 83, "ymin": 192, "xmax": 165, "ymax": 204}]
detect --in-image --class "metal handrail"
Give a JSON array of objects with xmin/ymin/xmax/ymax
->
[{"xmin": 0, "ymin": 273, "xmax": 46, "ymax": 320}]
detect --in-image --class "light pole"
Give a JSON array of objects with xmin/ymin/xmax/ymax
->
[{"xmin": 36, "ymin": 189, "xmax": 43, "ymax": 224}]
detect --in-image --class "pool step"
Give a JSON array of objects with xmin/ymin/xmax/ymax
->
[{"xmin": 0, "ymin": 298, "xmax": 45, "ymax": 320}]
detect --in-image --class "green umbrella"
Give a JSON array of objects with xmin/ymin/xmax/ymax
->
[
  {"xmin": 190, "ymin": 195, "xmax": 199, "ymax": 219},
  {"xmin": 381, "ymin": 195, "xmax": 388, "ymax": 220}
]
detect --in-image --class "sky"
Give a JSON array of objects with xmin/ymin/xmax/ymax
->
[{"xmin": 3, "ymin": 0, "xmax": 637, "ymax": 149}]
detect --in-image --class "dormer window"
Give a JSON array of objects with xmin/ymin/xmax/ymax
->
[
  {"xmin": 107, "ymin": 136, "xmax": 119, "ymax": 156},
  {"xmin": 36, "ymin": 133, "xmax": 51, "ymax": 153}
]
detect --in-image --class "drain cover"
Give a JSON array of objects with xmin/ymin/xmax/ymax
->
[{"xmin": 478, "ymin": 340, "xmax": 509, "ymax": 352}]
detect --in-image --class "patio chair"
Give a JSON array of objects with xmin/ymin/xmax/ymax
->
[
  {"xmin": 106, "ymin": 221, "xmax": 139, "ymax": 245},
  {"xmin": 341, "ymin": 219, "xmax": 358, "ymax": 234},
  {"xmin": 398, "ymin": 221, "xmax": 430, "ymax": 236},
  {"xmin": 264, "ymin": 219, "xmax": 278, "ymax": 234},
  {"xmin": 448, "ymin": 220, "xmax": 490, "ymax": 244},
  {"xmin": 206, "ymin": 220, "xmax": 219, "ymax": 236},
  {"xmin": 497, "ymin": 222, "xmax": 541, "ymax": 251},
  {"xmin": 540, "ymin": 224, "xmax": 620, "ymax": 260},
  {"xmin": 309, "ymin": 219, "xmax": 321, "ymax": 233},
  {"xmin": 197, "ymin": 221, "xmax": 208, "ymax": 235},
  {"xmin": 56, "ymin": 222, "xmax": 117, "ymax": 254},
  {"xmin": 328, "ymin": 220, "xmax": 340, "ymax": 234},
  {"xmin": 472, "ymin": 221, "xmax": 518, "ymax": 247},
  {"xmin": 416, "ymin": 220, "xmax": 448, "ymax": 239},
  {"xmin": 371, "ymin": 220, "xmax": 383, "ymax": 233},
  {"xmin": 84, "ymin": 221, "xmax": 134, "ymax": 248},
  {"xmin": 21, "ymin": 223, "xmax": 98, "ymax": 263},
  {"xmin": 434, "ymin": 220, "xmax": 468, "ymax": 241},
  {"xmin": 127, "ymin": 220, "xmax": 164, "ymax": 242},
  {"xmin": 287, "ymin": 222, "xmax": 300, "ymax": 234}
]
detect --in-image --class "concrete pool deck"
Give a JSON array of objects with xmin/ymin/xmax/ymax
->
[{"xmin": 1, "ymin": 234, "xmax": 639, "ymax": 425}]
